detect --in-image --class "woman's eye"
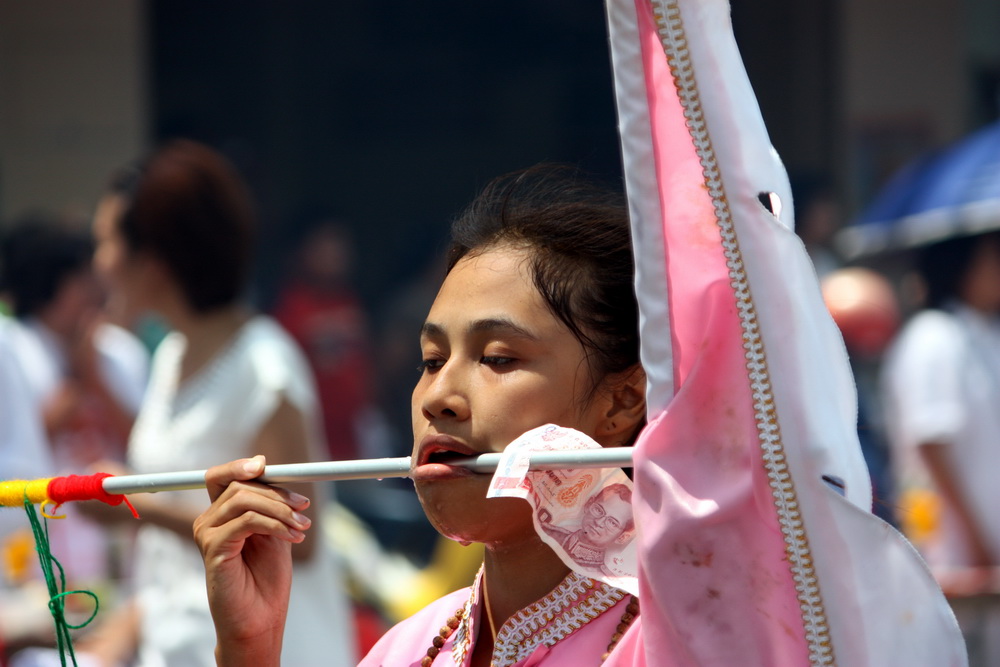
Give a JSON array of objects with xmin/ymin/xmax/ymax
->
[
  {"xmin": 481, "ymin": 356, "xmax": 515, "ymax": 367},
  {"xmin": 417, "ymin": 359, "xmax": 445, "ymax": 373}
]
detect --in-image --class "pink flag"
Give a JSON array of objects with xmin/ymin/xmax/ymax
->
[{"xmin": 605, "ymin": 0, "xmax": 967, "ymax": 665}]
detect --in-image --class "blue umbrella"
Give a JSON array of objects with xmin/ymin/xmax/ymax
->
[{"xmin": 837, "ymin": 119, "xmax": 1000, "ymax": 259}]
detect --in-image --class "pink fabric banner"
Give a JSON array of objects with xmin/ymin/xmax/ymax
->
[{"xmin": 605, "ymin": 1, "xmax": 968, "ymax": 665}]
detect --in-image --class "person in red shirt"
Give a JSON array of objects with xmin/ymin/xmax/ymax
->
[{"xmin": 272, "ymin": 222, "xmax": 373, "ymax": 462}]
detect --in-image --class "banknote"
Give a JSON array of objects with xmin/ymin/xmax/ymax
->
[{"xmin": 487, "ymin": 424, "xmax": 639, "ymax": 595}]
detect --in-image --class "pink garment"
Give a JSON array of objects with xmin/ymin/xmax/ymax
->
[{"xmin": 361, "ymin": 570, "xmax": 635, "ymax": 667}]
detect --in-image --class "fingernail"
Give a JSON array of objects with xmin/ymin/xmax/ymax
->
[
  {"xmin": 288, "ymin": 492, "xmax": 309, "ymax": 505},
  {"xmin": 288, "ymin": 528, "xmax": 305, "ymax": 540},
  {"xmin": 292, "ymin": 512, "xmax": 311, "ymax": 528},
  {"xmin": 242, "ymin": 457, "xmax": 263, "ymax": 474}
]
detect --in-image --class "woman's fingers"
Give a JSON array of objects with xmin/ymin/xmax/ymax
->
[
  {"xmin": 207, "ymin": 485, "xmax": 311, "ymax": 536},
  {"xmin": 195, "ymin": 507, "xmax": 304, "ymax": 565},
  {"xmin": 197, "ymin": 456, "xmax": 313, "ymax": 561},
  {"xmin": 205, "ymin": 455, "xmax": 311, "ymax": 511},
  {"xmin": 205, "ymin": 455, "xmax": 268, "ymax": 502}
]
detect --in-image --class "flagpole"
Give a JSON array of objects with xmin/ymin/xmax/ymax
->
[{"xmin": 100, "ymin": 447, "xmax": 636, "ymax": 495}]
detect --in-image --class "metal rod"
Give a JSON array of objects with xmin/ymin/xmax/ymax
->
[{"xmin": 100, "ymin": 448, "xmax": 635, "ymax": 495}]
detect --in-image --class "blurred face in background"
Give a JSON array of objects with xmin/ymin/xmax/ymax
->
[
  {"xmin": 300, "ymin": 224, "xmax": 353, "ymax": 288},
  {"xmin": 92, "ymin": 193, "xmax": 158, "ymax": 324},
  {"xmin": 39, "ymin": 266, "xmax": 104, "ymax": 340},
  {"xmin": 960, "ymin": 235, "xmax": 1000, "ymax": 314}
]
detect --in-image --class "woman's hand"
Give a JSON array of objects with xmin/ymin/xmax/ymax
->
[{"xmin": 194, "ymin": 455, "xmax": 312, "ymax": 667}]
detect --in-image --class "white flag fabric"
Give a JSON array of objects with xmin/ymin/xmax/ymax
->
[{"xmin": 604, "ymin": 0, "xmax": 968, "ymax": 665}]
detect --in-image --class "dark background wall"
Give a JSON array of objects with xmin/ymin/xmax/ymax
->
[{"xmin": 147, "ymin": 1, "xmax": 837, "ymax": 308}]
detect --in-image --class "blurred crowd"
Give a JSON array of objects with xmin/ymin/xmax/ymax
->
[
  {"xmin": 0, "ymin": 140, "xmax": 996, "ymax": 665},
  {"xmin": 0, "ymin": 141, "xmax": 464, "ymax": 667}
]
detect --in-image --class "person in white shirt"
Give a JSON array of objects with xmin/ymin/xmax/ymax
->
[
  {"xmin": 882, "ymin": 230, "xmax": 1000, "ymax": 570},
  {"xmin": 76, "ymin": 140, "xmax": 355, "ymax": 667},
  {"xmin": 0, "ymin": 219, "xmax": 149, "ymax": 584}
]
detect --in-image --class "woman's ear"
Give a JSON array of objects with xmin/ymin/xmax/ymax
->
[{"xmin": 598, "ymin": 365, "xmax": 646, "ymax": 445}]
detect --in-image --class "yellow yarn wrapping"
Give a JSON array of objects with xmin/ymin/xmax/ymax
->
[{"xmin": 0, "ymin": 478, "xmax": 54, "ymax": 510}]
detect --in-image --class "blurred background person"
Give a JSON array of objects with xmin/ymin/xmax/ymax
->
[
  {"xmin": 791, "ymin": 172, "xmax": 842, "ymax": 280},
  {"xmin": 65, "ymin": 139, "xmax": 355, "ymax": 667},
  {"xmin": 271, "ymin": 221, "xmax": 374, "ymax": 463},
  {"xmin": 0, "ymin": 317, "xmax": 59, "ymax": 661},
  {"xmin": 0, "ymin": 216, "xmax": 149, "ymax": 585},
  {"xmin": 880, "ymin": 230, "xmax": 1000, "ymax": 665},
  {"xmin": 881, "ymin": 230, "xmax": 1000, "ymax": 570},
  {"xmin": 0, "ymin": 216, "xmax": 145, "ymax": 469}
]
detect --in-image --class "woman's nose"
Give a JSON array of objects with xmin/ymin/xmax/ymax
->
[{"xmin": 419, "ymin": 362, "xmax": 470, "ymax": 421}]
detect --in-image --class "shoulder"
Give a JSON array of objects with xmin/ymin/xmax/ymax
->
[
  {"xmin": 3, "ymin": 318, "xmax": 44, "ymax": 354},
  {"xmin": 900, "ymin": 309, "xmax": 963, "ymax": 341},
  {"xmin": 241, "ymin": 317, "xmax": 309, "ymax": 378},
  {"xmin": 239, "ymin": 316, "xmax": 318, "ymax": 408},
  {"xmin": 0, "ymin": 320, "xmax": 32, "ymax": 390},
  {"xmin": 144, "ymin": 330, "xmax": 184, "ymax": 378},
  {"xmin": 150, "ymin": 329, "xmax": 185, "ymax": 361},
  {"xmin": 96, "ymin": 321, "xmax": 146, "ymax": 351},
  {"xmin": 360, "ymin": 588, "xmax": 471, "ymax": 666},
  {"xmin": 95, "ymin": 322, "xmax": 150, "ymax": 366},
  {"xmin": 886, "ymin": 309, "xmax": 964, "ymax": 366},
  {"xmin": 242, "ymin": 316, "xmax": 303, "ymax": 359}
]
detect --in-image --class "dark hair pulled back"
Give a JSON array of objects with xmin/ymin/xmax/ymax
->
[
  {"xmin": 108, "ymin": 139, "xmax": 256, "ymax": 313},
  {"xmin": 447, "ymin": 164, "xmax": 639, "ymax": 388},
  {"xmin": 917, "ymin": 230, "xmax": 1000, "ymax": 309},
  {"xmin": 0, "ymin": 216, "xmax": 94, "ymax": 318}
]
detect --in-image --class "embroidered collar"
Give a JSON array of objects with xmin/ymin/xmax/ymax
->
[{"xmin": 451, "ymin": 566, "xmax": 626, "ymax": 666}]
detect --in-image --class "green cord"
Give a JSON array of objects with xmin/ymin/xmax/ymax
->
[{"xmin": 23, "ymin": 498, "xmax": 100, "ymax": 667}]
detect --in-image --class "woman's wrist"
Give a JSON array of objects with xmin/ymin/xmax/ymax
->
[{"xmin": 215, "ymin": 635, "xmax": 282, "ymax": 667}]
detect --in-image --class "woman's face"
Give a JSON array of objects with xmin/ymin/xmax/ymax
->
[
  {"xmin": 961, "ymin": 236, "xmax": 1000, "ymax": 313},
  {"xmin": 411, "ymin": 245, "xmax": 615, "ymax": 547},
  {"xmin": 92, "ymin": 194, "xmax": 151, "ymax": 323}
]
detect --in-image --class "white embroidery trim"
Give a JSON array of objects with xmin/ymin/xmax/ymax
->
[
  {"xmin": 451, "ymin": 569, "xmax": 626, "ymax": 666},
  {"xmin": 649, "ymin": 1, "xmax": 834, "ymax": 665}
]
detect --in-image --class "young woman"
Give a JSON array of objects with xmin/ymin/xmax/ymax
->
[
  {"xmin": 81, "ymin": 140, "xmax": 356, "ymax": 667},
  {"xmin": 195, "ymin": 166, "xmax": 647, "ymax": 666},
  {"xmin": 194, "ymin": 0, "xmax": 969, "ymax": 657}
]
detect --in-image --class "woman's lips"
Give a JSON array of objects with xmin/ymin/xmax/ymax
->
[{"xmin": 412, "ymin": 435, "xmax": 480, "ymax": 481}]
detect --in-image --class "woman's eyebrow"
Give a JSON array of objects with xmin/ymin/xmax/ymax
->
[
  {"xmin": 420, "ymin": 322, "xmax": 445, "ymax": 340},
  {"xmin": 420, "ymin": 318, "xmax": 540, "ymax": 341},
  {"xmin": 467, "ymin": 317, "xmax": 539, "ymax": 341}
]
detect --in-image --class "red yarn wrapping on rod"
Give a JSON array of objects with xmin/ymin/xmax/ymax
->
[{"xmin": 46, "ymin": 473, "xmax": 139, "ymax": 518}]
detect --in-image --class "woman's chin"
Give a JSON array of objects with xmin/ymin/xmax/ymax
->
[{"xmin": 416, "ymin": 483, "xmax": 536, "ymax": 547}]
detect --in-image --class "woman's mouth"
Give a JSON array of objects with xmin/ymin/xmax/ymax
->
[{"xmin": 413, "ymin": 435, "xmax": 481, "ymax": 481}]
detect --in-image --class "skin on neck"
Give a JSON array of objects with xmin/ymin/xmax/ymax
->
[{"xmin": 154, "ymin": 283, "xmax": 251, "ymax": 384}]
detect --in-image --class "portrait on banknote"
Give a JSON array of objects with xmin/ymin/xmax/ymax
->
[
  {"xmin": 488, "ymin": 424, "xmax": 639, "ymax": 593},
  {"xmin": 537, "ymin": 482, "xmax": 635, "ymax": 576}
]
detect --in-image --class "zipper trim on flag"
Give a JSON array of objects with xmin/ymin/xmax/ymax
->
[{"xmin": 649, "ymin": 2, "xmax": 835, "ymax": 665}]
